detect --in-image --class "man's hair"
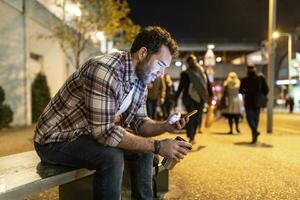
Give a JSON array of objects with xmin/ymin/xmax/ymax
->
[
  {"xmin": 247, "ymin": 65, "xmax": 256, "ymax": 71},
  {"xmin": 130, "ymin": 26, "xmax": 178, "ymax": 57},
  {"xmin": 186, "ymin": 54, "xmax": 197, "ymax": 63},
  {"xmin": 186, "ymin": 53, "xmax": 198, "ymax": 68}
]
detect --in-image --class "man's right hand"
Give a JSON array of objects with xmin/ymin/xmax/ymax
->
[{"xmin": 158, "ymin": 138, "xmax": 192, "ymax": 162}]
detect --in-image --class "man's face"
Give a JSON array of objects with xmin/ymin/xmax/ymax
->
[{"xmin": 135, "ymin": 45, "xmax": 172, "ymax": 84}]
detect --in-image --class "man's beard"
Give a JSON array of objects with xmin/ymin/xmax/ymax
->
[{"xmin": 135, "ymin": 59, "xmax": 155, "ymax": 84}]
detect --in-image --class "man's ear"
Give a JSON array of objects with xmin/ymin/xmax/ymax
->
[{"xmin": 138, "ymin": 47, "xmax": 148, "ymax": 60}]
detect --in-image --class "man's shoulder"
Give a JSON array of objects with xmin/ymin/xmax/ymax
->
[
  {"xmin": 92, "ymin": 50, "xmax": 128, "ymax": 67},
  {"xmin": 82, "ymin": 51, "xmax": 129, "ymax": 75}
]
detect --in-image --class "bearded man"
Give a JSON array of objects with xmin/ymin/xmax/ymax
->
[{"xmin": 33, "ymin": 26, "xmax": 192, "ymax": 200}]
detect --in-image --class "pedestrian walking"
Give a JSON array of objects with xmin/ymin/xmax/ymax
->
[
  {"xmin": 161, "ymin": 73, "xmax": 175, "ymax": 119},
  {"xmin": 33, "ymin": 26, "xmax": 192, "ymax": 200},
  {"xmin": 239, "ymin": 65, "xmax": 269, "ymax": 144},
  {"xmin": 175, "ymin": 54, "xmax": 213, "ymax": 143},
  {"xmin": 221, "ymin": 72, "xmax": 243, "ymax": 134},
  {"xmin": 286, "ymin": 96, "xmax": 295, "ymax": 113}
]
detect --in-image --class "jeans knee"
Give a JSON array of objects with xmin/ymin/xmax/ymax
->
[{"xmin": 104, "ymin": 147, "xmax": 124, "ymax": 169}]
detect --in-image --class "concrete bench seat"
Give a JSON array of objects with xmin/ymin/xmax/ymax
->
[{"xmin": 0, "ymin": 151, "xmax": 168, "ymax": 200}]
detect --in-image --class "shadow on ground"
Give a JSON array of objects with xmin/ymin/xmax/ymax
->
[
  {"xmin": 190, "ymin": 145, "xmax": 206, "ymax": 152},
  {"xmin": 211, "ymin": 131, "xmax": 240, "ymax": 136},
  {"xmin": 234, "ymin": 142, "xmax": 274, "ymax": 148}
]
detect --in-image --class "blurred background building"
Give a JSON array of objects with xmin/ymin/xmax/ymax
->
[{"xmin": 1, "ymin": 0, "xmax": 300, "ymax": 126}]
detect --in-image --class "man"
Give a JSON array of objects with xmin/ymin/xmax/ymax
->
[
  {"xmin": 239, "ymin": 65, "xmax": 269, "ymax": 144},
  {"xmin": 34, "ymin": 26, "xmax": 192, "ymax": 200},
  {"xmin": 175, "ymin": 54, "xmax": 213, "ymax": 143}
]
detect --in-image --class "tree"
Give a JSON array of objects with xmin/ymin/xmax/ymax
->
[
  {"xmin": 44, "ymin": 0, "xmax": 140, "ymax": 69},
  {"xmin": 0, "ymin": 86, "xmax": 13, "ymax": 129},
  {"xmin": 31, "ymin": 73, "xmax": 51, "ymax": 123}
]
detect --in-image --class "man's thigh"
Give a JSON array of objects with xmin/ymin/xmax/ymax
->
[{"xmin": 35, "ymin": 135, "xmax": 124, "ymax": 170}]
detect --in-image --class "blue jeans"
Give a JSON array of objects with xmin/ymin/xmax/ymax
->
[
  {"xmin": 34, "ymin": 135, "xmax": 154, "ymax": 200},
  {"xmin": 245, "ymin": 108, "xmax": 260, "ymax": 135}
]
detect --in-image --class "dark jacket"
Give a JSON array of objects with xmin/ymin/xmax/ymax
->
[
  {"xmin": 239, "ymin": 73, "xmax": 269, "ymax": 109},
  {"xmin": 175, "ymin": 70, "xmax": 213, "ymax": 104}
]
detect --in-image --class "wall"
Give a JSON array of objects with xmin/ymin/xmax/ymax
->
[
  {"xmin": 0, "ymin": 0, "xmax": 100, "ymax": 126},
  {"xmin": 0, "ymin": 0, "xmax": 28, "ymax": 126}
]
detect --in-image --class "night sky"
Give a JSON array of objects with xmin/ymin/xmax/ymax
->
[{"xmin": 127, "ymin": 0, "xmax": 300, "ymax": 44}]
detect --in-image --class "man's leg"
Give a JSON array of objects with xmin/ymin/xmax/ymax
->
[
  {"xmin": 34, "ymin": 135, "xmax": 124, "ymax": 200},
  {"xmin": 185, "ymin": 99, "xmax": 199, "ymax": 142},
  {"xmin": 254, "ymin": 108, "xmax": 260, "ymax": 131},
  {"xmin": 197, "ymin": 100, "xmax": 205, "ymax": 132},
  {"xmin": 253, "ymin": 108, "xmax": 261, "ymax": 142},
  {"xmin": 245, "ymin": 109, "xmax": 257, "ymax": 143},
  {"xmin": 125, "ymin": 152, "xmax": 154, "ymax": 200}
]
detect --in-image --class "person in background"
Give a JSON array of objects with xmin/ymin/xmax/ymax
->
[
  {"xmin": 161, "ymin": 73, "xmax": 175, "ymax": 119},
  {"xmin": 175, "ymin": 54, "xmax": 213, "ymax": 143},
  {"xmin": 286, "ymin": 96, "xmax": 295, "ymax": 113},
  {"xmin": 239, "ymin": 65, "xmax": 269, "ymax": 144},
  {"xmin": 33, "ymin": 26, "xmax": 192, "ymax": 200},
  {"xmin": 146, "ymin": 76, "xmax": 165, "ymax": 119},
  {"xmin": 221, "ymin": 72, "xmax": 243, "ymax": 134}
]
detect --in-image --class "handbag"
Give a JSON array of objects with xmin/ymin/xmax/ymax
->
[
  {"xmin": 218, "ymin": 95, "xmax": 228, "ymax": 110},
  {"xmin": 254, "ymin": 76, "xmax": 268, "ymax": 108},
  {"xmin": 205, "ymin": 105, "xmax": 215, "ymax": 128}
]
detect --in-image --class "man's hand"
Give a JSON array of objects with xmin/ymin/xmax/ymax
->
[
  {"xmin": 158, "ymin": 138, "xmax": 192, "ymax": 161},
  {"xmin": 164, "ymin": 114, "xmax": 190, "ymax": 134}
]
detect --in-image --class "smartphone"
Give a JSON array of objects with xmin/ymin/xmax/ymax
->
[{"xmin": 182, "ymin": 110, "xmax": 198, "ymax": 118}]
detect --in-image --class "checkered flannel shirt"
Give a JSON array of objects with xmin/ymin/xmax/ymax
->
[{"xmin": 34, "ymin": 51, "xmax": 149, "ymax": 147}]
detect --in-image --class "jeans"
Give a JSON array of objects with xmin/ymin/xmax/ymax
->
[
  {"xmin": 245, "ymin": 108, "xmax": 260, "ymax": 136},
  {"xmin": 34, "ymin": 135, "xmax": 154, "ymax": 200}
]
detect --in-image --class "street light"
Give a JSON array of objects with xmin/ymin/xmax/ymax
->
[{"xmin": 272, "ymin": 31, "xmax": 292, "ymax": 95}]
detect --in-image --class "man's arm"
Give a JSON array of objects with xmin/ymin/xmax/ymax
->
[
  {"xmin": 137, "ymin": 119, "xmax": 169, "ymax": 137},
  {"xmin": 118, "ymin": 131, "xmax": 155, "ymax": 152},
  {"xmin": 83, "ymin": 59, "xmax": 127, "ymax": 147},
  {"xmin": 137, "ymin": 117, "xmax": 187, "ymax": 137},
  {"xmin": 261, "ymin": 76, "xmax": 269, "ymax": 95},
  {"xmin": 174, "ymin": 72, "xmax": 188, "ymax": 99},
  {"xmin": 239, "ymin": 78, "xmax": 245, "ymax": 94},
  {"xmin": 118, "ymin": 128, "xmax": 192, "ymax": 161}
]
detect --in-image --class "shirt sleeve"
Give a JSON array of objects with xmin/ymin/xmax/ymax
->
[
  {"xmin": 82, "ymin": 59, "xmax": 126, "ymax": 147},
  {"xmin": 129, "ymin": 92, "xmax": 150, "ymax": 135}
]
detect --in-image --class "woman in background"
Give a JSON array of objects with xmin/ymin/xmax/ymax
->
[{"xmin": 221, "ymin": 72, "xmax": 243, "ymax": 134}]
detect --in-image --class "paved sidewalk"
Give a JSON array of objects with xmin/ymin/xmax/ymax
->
[{"xmin": 163, "ymin": 113, "xmax": 300, "ymax": 200}]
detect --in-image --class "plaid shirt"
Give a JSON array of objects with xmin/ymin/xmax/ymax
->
[{"xmin": 34, "ymin": 51, "xmax": 149, "ymax": 147}]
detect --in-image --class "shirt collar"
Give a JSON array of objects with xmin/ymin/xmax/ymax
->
[{"xmin": 124, "ymin": 51, "xmax": 138, "ymax": 84}]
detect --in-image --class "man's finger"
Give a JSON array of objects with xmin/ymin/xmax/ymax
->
[
  {"xmin": 175, "ymin": 121, "xmax": 182, "ymax": 129},
  {"xmin": 177, "ymin": 147, "xmax": 188, "ymax": 155},
  {"xmin": 178, "ymin": 141, "xmax": 192, "ymax": 150}
]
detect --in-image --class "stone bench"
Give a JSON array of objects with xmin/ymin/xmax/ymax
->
[{"xmin": 0, "ymin": 151, "xmax": 168, "ymax": 200}]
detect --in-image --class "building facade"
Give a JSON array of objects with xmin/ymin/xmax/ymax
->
[{"xmin": 0, "ymin": 0, "xmax": 96, "ymax": 126}]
